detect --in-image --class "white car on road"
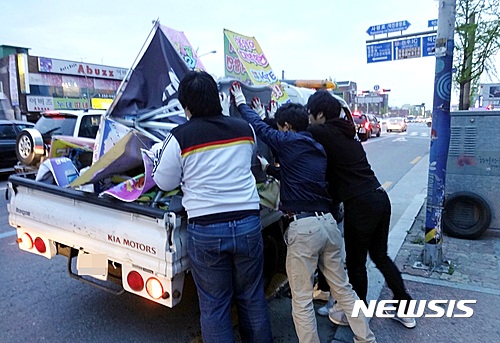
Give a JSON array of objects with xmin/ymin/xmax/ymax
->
[{"xmin": 386, "ymin": 117, "xmax": 407, "ymax": 132}]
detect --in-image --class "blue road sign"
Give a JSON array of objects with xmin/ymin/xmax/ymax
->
[
  {"xmin": 366, "ymin": 42, "xmax": 393, "ymax": 63},
  {"xmin": 374, "ymin": 85, "xmax": 380, "ymax": 91},
  {"xmin": 422, "ymin": 35, "xmax": 437, "ymax": 57},
  {"xmin": 393, "ymin": 37, "xmax": 422, "ymax": 60},
  {"xmin": 366, "ymin": 20, "xmax": 411, "ymax": 36},
  {"xmin": 428, "ymin": 19, "xmax": 438, "ymax": 27}
]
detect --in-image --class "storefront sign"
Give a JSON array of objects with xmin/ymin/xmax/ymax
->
[
  {"xmin": 38, "ymin": 57, "xmax": 128, "ymax": 80},
  {"xmin": 53, "ymin": 97, "xmax": 90, "ymax": 110},
  {"xmin": 94, "ymin": 78, "xmax": 121, "ymax": 91},
  {"xmin": 29, "ymin": 73, "xmax": 63, "ymax": 86},
  {"xmin": 27, "ymin": 96, "xmax": 54, "ymax": 111},
  {"xmin": 9, "ymin": 55, "xmax": 19, "ymax": 106},
  {"xmin": 91, "ymin": 98, "xmax": 113, "ymax": 109},
  {"xmin": 17, "ymin": 53, "xmax": 30, "ymax": 94}
]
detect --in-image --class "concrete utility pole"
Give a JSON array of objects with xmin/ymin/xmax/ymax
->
[{"xmin": 424, "ymin": 0, "xmax": 456, "ymax": 267}]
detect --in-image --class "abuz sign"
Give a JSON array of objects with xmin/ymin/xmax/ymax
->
[
  {"xmin": 77, "ymin": 64, "xmax": 116, "ymax": 78},
  {"xmin": 38, "ymin": 57, "xmax": 128, "ymax": 80}
]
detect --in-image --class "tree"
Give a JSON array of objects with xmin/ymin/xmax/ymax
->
[{"xmin": 454, "ymin": 0, "xmax": 500, "ymax": 109}]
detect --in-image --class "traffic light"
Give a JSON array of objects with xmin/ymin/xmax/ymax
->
[
  {"xmin": 361, "ymin": 90, "xmax": 370, "ymax": 94},
  {"xmin": 381, "ymin": 89, "xmax": 391, "ymax": 93}
]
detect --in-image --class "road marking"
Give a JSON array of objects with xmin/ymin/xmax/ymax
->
[
  {"xmin": 381, "ymin": 181, "xmax": 393, "ymax": 190},
  {"xmin": 392, "ymin": 137, "xmax": 407, "ymax": 142},
  {"xmin": 410, "ymin": 156, "xmax": 422, "ymax": 165},
  {"xmin": 0, "ymin": 230, "xmax": 16, "ymax": 240}
]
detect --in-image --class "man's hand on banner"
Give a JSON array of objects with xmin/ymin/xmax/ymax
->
[
  {"xmin": 268, "ymin": 100, "xmax": 278, "ymax": 119},
  {"xmin": 219, "ymin": 92, "xmax": 230, "ymax": 116},
  {"xmin": 230, "ymin": 82, "xmax": 247, "ymax": 107},
  {"xmin": 251, "ymin": 97, "xmax": 266, "ymax": 120}
]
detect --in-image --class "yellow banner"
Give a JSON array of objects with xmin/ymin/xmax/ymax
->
[{"xmin": 223, "ymin": 29, "xmax": 289, "ymax": 104}]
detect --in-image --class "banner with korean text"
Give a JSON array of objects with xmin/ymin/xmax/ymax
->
[
  {"xmin": 161, "ymin": 25, "xmax": 206, "ymax": 71},
  {"xmin": 223, "ymin": 29, "xmax": 289, "ymax": 104}
]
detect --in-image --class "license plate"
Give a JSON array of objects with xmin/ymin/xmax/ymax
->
[{"xmin": 76, "ymin": 251, "xmax": 108, "ymax": 280}]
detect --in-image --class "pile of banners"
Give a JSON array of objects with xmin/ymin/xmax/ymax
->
[
  {"xmin": 35, "ymin": 118, "xmax": 279, "ymax": 212},
  {"xmin": 33, "ymin": 22, "xmax": 282, "ymax": 212}
]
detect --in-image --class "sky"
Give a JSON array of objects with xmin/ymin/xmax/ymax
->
[{"xmin": 1, "ymin": 0, "xmax": 497, "ymax": 108}]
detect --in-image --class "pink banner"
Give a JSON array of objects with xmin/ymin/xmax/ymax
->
[
  {"xmin": 100, "ymin": 149, "xmax": 156, "ymax": 202},
  {"xmin": 160, "ymin": 25, "xmax": 206, "ymax": 71}
]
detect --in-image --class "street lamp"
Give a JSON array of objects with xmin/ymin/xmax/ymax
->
[{"xmin": 197, "ymin": 50, "xmax": 217, "ymax": 58}]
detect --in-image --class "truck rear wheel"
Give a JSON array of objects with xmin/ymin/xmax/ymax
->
[{"xmin": 443, "ymin": 192, "xmax": 491, "ymax": 239}]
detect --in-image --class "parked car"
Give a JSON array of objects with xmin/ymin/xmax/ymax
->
[
  {"xmin": 386, "ymin": 117, "xmax": 407, "ymax": 132},
  {"xmin": 0, "ymin": 119, "xmax": 35, "ymax": 173},
  {"xmin": 15, "ymin": 109, "xmax": 104, "ymax": 168}
]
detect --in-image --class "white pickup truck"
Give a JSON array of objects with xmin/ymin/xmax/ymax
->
[
  {"xmin": 6, "ymin": 173, "xmax": 285, "ymax": 308},
  {"xmin": 6, "ymin": 24, "xmax": 287, "ymax": 309}
]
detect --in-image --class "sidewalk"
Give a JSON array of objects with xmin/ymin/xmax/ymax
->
[{"xmin": 332, "ymin": 199, "xmax": 500, "ymax": 343}]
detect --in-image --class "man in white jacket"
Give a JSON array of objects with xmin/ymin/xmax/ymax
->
[{"xmin": 152, "ymin": 71, "xmax": 272, "ymax": 343}]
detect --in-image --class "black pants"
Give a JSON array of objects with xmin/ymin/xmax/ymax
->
[{"xmin": 343, "ymin": 188, "xmax": 412, "ymax": 305}]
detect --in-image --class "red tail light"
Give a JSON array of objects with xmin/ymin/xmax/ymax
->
[
  {"xmin": 364, "ymin": 122, "xmax": 370, "ymax": 130},
  {"xmin": 127, "ymin": 271, "xmax": 144, "ymax": 292},
  {"xmin": 34, "ymin": 237, "xmax": 46, "ymax": 253}
]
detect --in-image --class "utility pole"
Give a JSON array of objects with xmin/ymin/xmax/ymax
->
[{"xmin": 423, "ymin": 0, "xmax": 456, "ymax": 267}]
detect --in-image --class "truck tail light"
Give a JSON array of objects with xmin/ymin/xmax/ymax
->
[
  {"xmin": 34, "ymin": 237, "xmax": 47, "ymax": 253},
  {"xmin": 17, "ymin": 233, "xmax": 34, "ymax": 250},
  {"xmin": 146, "ymin": 277, "xmax": 164, "ymax": 299},
  {"xmin": 127, "ymin": 271, "xmax": 144, "ymax": 292}
]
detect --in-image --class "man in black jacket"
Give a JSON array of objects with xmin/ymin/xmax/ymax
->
[{"xmin": 307, "ymin": 90, "xmax": 416, "ymax": 329}]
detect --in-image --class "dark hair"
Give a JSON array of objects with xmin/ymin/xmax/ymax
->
[
  {"xmin": 177, "ymin": 71, "xmax": 222, "ymax": 117},
  {"xmin": 274, "ymin": 103, "xmax": 309, "ymax": 132},
  {"xmin": 306, "ymin": 90, "xmax": 341, "ymax": 121}
]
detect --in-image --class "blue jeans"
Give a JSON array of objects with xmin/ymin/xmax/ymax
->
[{"xmin": 187, "ymin": 215, "xmax": 273, "ymax": 343}]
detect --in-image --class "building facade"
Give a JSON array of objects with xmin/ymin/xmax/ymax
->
[{"xmin": 0, "ymin": 45, "xmax": 127, "ymax": 122}]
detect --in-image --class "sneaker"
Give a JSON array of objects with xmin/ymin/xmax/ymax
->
[
  {"xmin": 328, "ymin": 303, "xmax": 349, "ymax": 326},
  {"xmin": 383, "ymin": 310, "xmax": 417, "ymax": 329},
  {"xmin": 316, "ymin": 295, "xmax": 334, "ymax": 316}
]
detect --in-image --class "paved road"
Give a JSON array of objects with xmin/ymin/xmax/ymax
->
[{"xmin": 0, "ymin": 123, "xmax": 431, "ymax": 342}]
